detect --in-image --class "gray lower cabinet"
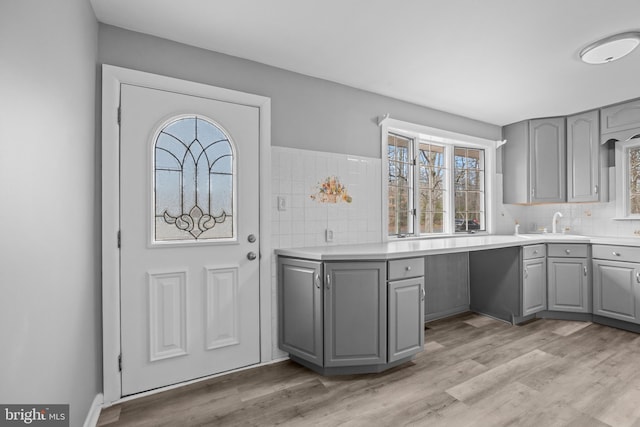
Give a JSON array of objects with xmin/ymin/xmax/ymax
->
[
  {"xmin": 278, "ymin": 258, "xmax": 323, "ymax": 365},
  {"xmin": 324, "ymin": 262, "xmax": 387, "ymax": 367},
  {"xmin": 388, "ymin": 277, "xmax": 424, "ymax": 363},
  {"xmin": 278, "ymin": 256, "xmax": 425, "ymax": 374},
  {"xmin": 424, "ymin": 253, "xmax": 469, "ymax": 321},
  {"xmin": 547, "ymin": 244, "xmax": 590, "ymax": 313},
  {"xmin": 593, "ymin": 259, "xmax": 640, "ymax": 324},
  {"xmin": 548, "ymin": 258, "xmax": 589, "ymax": 312},
  {"xmin": 522, "ymin": 246, "xmax": 547, "ymax": 316}
]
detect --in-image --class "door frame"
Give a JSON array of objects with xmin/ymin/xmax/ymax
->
[{"xmin": 101, "ymin": 64, "xmax": 272, "ymax": 405}]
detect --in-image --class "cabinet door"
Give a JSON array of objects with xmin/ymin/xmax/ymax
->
[
  {"xmin": 593, "ymin": 260, "xmax": 640, "ymax": 323},
  {"xmin": 530, "ymin": 118, "xmax": 566, "ymax": 203},
  {"xmin": 278, "ymin": 258, "xmax": 323, "ymax": 365},
  {"xmin": 548, "ymin": 258, "xmax": 589, "ymax": 313},
  {"xmin": 502, "ymin": 120, "xmax": 530, "ymax": 204},
  {"xmin": 601, "ymin": 99, "xmax": 640, "ymax": 134},
  {"xmin": 425, "ymin": 253, "xmax": 469, "ymax": 321},
  {"xmin": 324, "ymin": 262, "xmax": 387, "ymax": 367},
  {"xmin": 567, "ymin": 110, "xmax": 600, "ymax": 202},
  {"xmin": 389, "ymin": 278, "xmax": 424, "ymax": 363},
  {"xmin": 523, "ymin": 258, "xmax": 547, "ymax": 316}
]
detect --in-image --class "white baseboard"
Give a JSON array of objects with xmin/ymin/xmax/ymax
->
[{"xmin": 83, "ymin": 393, "xmax": 103, "ymax": 427}]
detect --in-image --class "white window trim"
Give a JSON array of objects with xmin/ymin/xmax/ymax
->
[
  {"xmin": 381, "ymin": 117, "xmax": 498, "ymax": 241},
  {"xmin": 614, "ymin": 138, "xmax": 640, "ymax": 220}
]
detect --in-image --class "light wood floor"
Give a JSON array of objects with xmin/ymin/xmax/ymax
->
[{"xmin": 98, "ymin": 313, "xmax": 640, "ymax": 427}]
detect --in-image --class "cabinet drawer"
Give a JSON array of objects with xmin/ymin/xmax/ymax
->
[
  {"xmin": 388, "ymin": 257, "xmax": 424, "ymax": 280},
  {"xmin": 523, "ymin": 244, "xmax": 546, "ymax": 260},
  {"xmin": 592, "ymin": 244, "xmax": 640, "ymax": 262},
  {"xmin": 547, "ymin": 244, "xmax": 588, "ymax": 258}
]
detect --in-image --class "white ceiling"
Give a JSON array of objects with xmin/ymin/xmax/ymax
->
[{"xmin": 90, "ymin": 0, "xmax": 640, "ymax": 126}]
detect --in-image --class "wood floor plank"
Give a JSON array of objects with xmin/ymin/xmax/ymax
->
[{"xmin": 99, "ymin": 314, "xmax": 640, "ymax": 427}]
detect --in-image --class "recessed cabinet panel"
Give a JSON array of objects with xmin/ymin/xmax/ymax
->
[
  {"xmin": 593, "ymin": 260, "xmax": 639, "ymax": 323},
  {"xmin": 548, "ymin": 258, "xmax": 589, "ymax": 313},
  {"xmin": 523, "ymin": 258, "xmax": 547, "ymax": 316},
  {"xmin": 502, "ymin": 121, "xmax": 530, "ymax": 204},
  {"xmin": 601, "ymin": 99, "xmax": 640, "ymax": 134},
  {"xmin": 567, "ymin": 110, "xmax": 600, "ymax": 202},
  {"xmin": 389, "ymin": 278, "xmax": 424, "ymax": 362},
  {"xmin": 278, "ymin": 258, "xmax": 323, "ymax": 365},
  {"xmin": 530, "ymin": 118, "xmax": 566, "ymax": 203},
  {"xmin": 425, "ymin": 253, "xmax": 469, "ymax": 321},
  {"xmin": 324, "ymin": 262, "xmax": 387, "ymax": 367}
]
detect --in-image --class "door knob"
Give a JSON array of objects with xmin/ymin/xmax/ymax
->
[
  {"xmin": 247, "ymin": 234, "xmax": 256, "ymax": 243},
  {"xmin": 247, "ymin": 251, "xmax": 257, "ymax": 261}
]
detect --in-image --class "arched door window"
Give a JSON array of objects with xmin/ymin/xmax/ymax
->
[{"xmin": 154, "ymin": 116, "xmax": 235, "ymax": 242}]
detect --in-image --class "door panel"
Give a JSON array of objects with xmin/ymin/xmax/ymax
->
[
  {"xmin": 548, "ymin": 258, "xmax": 589, "ymax": 312},
  {"xmin": 523, "ymin": 258, "xmax": 546, "ymax": 316},
  {"xmin": 389, "ymin": 278, "xmax": 424, "ymax": 362},
  {"xmin": 593, "ymin": 260, "xmax": 638, "ymax": 323},
  {"xmin": 119, "ymin": 84, "xmax": 260, "ymax": 395},
  {"xmin": 325, "ymin": 262, "xmax": 386, "ymax": 367},
  {"xmin": 278, "ymin": 258, "xmax": 323, "ymax": 365}
]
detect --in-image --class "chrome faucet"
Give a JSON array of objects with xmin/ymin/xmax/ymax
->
[{"xmin": 552, "ymin": 211, "xmax": 563, "ymax": 234}]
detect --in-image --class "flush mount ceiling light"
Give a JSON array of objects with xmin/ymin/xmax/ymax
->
[{"xmin": 580, "ymin": 32, "xmax": 640, "ymax": 64}]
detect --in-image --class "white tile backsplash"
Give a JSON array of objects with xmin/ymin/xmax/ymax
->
[
  {"xmin": 270, "ymin": 146, "xmax": 382, "ymax": 359},
  {"xmin": 496, "ymin": 170, "xmax": 640, "ymax": 239},
  {"xmin": 271, "ymin": 146, "xmax": 382, "ymax": 250}
]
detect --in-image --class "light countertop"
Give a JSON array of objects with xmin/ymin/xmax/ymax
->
[{"xmin": 274, "ymin": 234, "xmax": 640, "ymax": 261}]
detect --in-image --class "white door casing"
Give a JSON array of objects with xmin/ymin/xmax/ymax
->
[{"xmin": 102, "ymin": 65, "xmax": 272, "ymax": 404}]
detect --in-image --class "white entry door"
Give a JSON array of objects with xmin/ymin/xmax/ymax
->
[{"xmin": 119, "ymin": 83, "xmax": 260, "ymax": 396}]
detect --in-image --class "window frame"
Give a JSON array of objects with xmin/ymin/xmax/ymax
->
[
  {"xmin": 381, "ymin": 118, "xmax": 497, "ymax": 240},
  {"xmin": 615, "ymin": 138, "xmax": 640, "ymax": 220}
]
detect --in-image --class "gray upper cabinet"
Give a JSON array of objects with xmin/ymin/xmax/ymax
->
[
  {"xmin": 324, "ymin": 262, "xmax": 387, "ymax": 367},
  {"xmin": 424, "ymin": 253, "xmax": 469, "ymax": 321},
  {"xmin": 502, "ymin": 117, "xmax": 566, "ymax": 204},
  {"xmin": 567, "ymin": 110, "xmax": 602, "ymax": 202},
  {"xmin": 530, "ymin": 118, "xmax": 566, "ymax": 203},
  {"xmin": 600, "ymin": 99, "xmax": 640, "ymax": 142},
  {"xmin": 278, "ymin": 258, "xmax": 324, "ymax": 365}
]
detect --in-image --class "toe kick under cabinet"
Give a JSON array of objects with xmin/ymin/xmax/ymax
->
[{"xmin": 278, "ymin": 256, "xmax": 424, "ymax": 375}]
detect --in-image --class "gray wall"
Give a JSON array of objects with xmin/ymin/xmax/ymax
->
[
  {"xmin": 98, "ymin": 24, "xmax": 501, "ymax": 158},
  {"xmin": 0, "ymin": 1, "xmax": 101, "ymax": 425}
]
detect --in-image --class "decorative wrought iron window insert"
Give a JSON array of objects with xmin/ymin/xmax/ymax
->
[{"xmin": 153, "ymin": 116, "xmax": 235, "ymax": 242}]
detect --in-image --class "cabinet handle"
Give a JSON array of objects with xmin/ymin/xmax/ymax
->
[
  {"xmin": 524, "ymin": 267, "xmax": 528, "ymax": 279},
  {"xmin": 421, "ymin": 286, "xmax": 425, "ymax": 301},
  {"xmin": 613, "ymin": 252, "xmax": 621, "ymax": 257},
  {"xmin": 406, "ymin": 266, "xmax": 412, "ymax": 272},
  {"xmin": 594, "ymin": 185, "xmax": 599, "ymax": 195},
  {"xmin": 315, "ymin": 273, "xmax": 321, "ymax": 289},
  {"xmin": 584, "ymin": 266, "xmax": 588, "ymax": 276},
  {"xmin": 565, "ymin": 249, "xmax": 571, "ymax": 254},
  {"xmin": 326, "ymin": 274, "xmax": 331, "ymax": 289},
  {"xmin": 636, "ymin": 272, "xmax": 640, "ymax": 284},
  {"xmin": 533, "ymin": 250, "xmax": 538, "ymax": 255}
]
